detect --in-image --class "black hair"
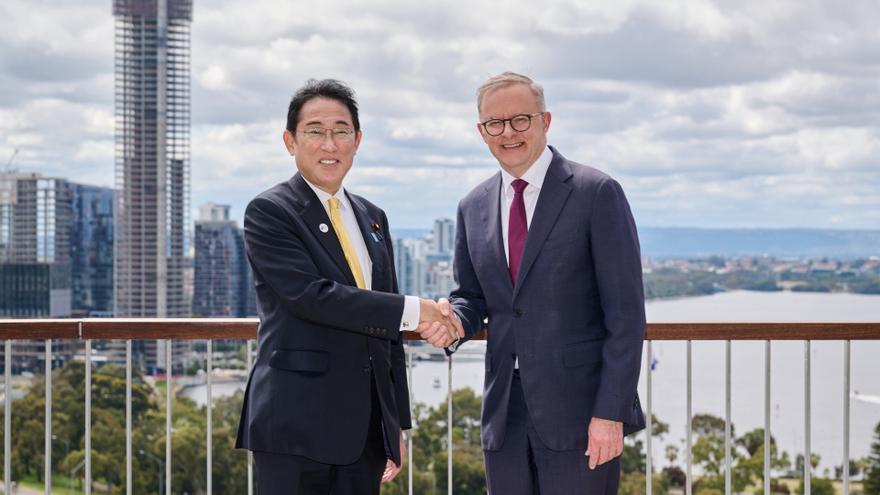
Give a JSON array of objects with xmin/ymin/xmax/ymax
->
[{"xmin": 286, "ymin": 78, "xmax": 360, "ymax": 134}]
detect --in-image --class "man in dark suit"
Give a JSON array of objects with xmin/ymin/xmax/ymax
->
[
  {"xmin": 433, "ymin": 72, "xmax": 647, "ymax": 494},
  {"xmin": 236, "ymin": 79, "xmax": 454, "ymax": 494}
]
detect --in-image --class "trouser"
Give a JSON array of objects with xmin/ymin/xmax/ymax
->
[
  {"xmin": 255, "ymin": 383, "xmax": 386, "ymax": 495},
  {"xmin": 484, "ymin": 371, "xmax": 621, "ymax": 495}
]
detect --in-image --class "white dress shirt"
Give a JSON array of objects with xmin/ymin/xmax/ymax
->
[
  {"xmin": 303, "ymin": 178, "xmax": 419, "ymax": 332},
  {"xmin": 496, "ymin": 146, "xmax": 552, "ymax": 366},
  {"xmin": 499, "ymin": 146, "xmax": 553, "ymax": 265}
]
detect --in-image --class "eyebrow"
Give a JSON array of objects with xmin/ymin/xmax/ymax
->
[{"xmin": 303, "ymin": 119, "xmax": 352, "ymax": 127}]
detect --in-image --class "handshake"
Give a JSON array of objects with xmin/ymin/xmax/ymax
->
[{"xmin": 417, "ymin": 298, "xmax": 465, "ymax": 348}]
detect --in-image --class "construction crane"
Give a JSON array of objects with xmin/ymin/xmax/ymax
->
[{"xmin": 4, "ymin": 148, "xmax": 18, "ymax": 173}]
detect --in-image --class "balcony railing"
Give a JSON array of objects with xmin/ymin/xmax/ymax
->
[{"xmin": 0, "ymin": 319, "xmax": 878, "ymax": 495}]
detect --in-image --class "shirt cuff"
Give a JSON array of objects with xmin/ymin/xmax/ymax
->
[{"xmin": 399, "ymin": 295, "xmax": 420, "ymax": 332}]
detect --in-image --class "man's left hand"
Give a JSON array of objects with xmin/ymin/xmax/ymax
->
[
  {"xmin": 585, "ymin": 417, "xmax": 623, "ymax": 470},
  {"xmin": 382, "ymin": 431, "xmax": 406, "ymax": 482}
]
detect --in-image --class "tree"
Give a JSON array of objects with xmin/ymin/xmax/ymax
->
[
  {"xmin": 384, "ymin": 388, "xmax": 486, "ymax": 495},
  {"xmin": 690, "ymin": 414, "xmax": 753, "ymax": 493},
  {"xmin": 865, "ymin": 421, "xmax": 880, "ymax": 494},
  {"xmin": 666, "ymin": 445, "xmax": 679, "ymax": 465},
  {"xmin": 795, "ymin": 453, "xmax": 821, "ymax": 475},
  {"xmin": 794, "ymin": 477, "xmax": 834, "ymax": 495},
  {"xmin": 619, "ymin": 471, "xmax": 668, "ymax": 495},
  {"xmin": 692, "ymin": 413, "xmax": 729, "ymax": 438}
]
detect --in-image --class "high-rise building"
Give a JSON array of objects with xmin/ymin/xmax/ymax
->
[
  {"xmin": 394, "ymin": 236, "xmax": 426, "ymax": 297},
  {"xmin": 113, "ymin": 0, "xmax": 194, "ymax": 372},
  {"xmin": 0, "ymin": 172, "xmax": 75, "ymax": 371},
  {"xmin": 193, "ymin": 203, "xmax": 255, "ymax": 317},
  {"xmin": 70, "ymin": 183, "xmax": 114, "ymax": 316},
  {"xmin": 113, "ymin": 0, "xmax": 192, "ymax": 318},
  {"xmin": 0, "ymin": 172, "xmax": 72, "ymax": 317},
  {"xmin": 432, "ymin": 217, "xmax": 455, "ymax": 256}
]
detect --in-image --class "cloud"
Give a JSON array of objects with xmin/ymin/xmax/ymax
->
[{"xmin": 1, "ymin": 0, "xmax": 878, "ymax": 229}]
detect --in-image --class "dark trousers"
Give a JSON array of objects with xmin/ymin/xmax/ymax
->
[
  {"xmin": 255, "ymin": 385, "xmax": 386, "ymax": 495},
  {"xmin": 484, "ymin": 372, "xmax": 621, "ymax": 495}
]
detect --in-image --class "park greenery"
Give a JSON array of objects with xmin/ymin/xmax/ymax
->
[
  {"xmin": 1, "ymin": 360, "xmax": 879, "ymax": 494},
  {"xmin": 0, "ymin": 361, "xmax": 249, "ymax": 494}
]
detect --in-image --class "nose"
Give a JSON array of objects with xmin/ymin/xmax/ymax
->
[
  {"xmin": 320, "ymin": 132, "xmax": 338, "ymax": 152},
  {"xmin": 501, "ymin": 120, "xmax": 517, "ymax": 138}
]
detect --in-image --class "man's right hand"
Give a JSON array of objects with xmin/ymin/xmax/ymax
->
[{"xmin": 417, "ymin": 298, "xmax": 464, "ymax": 348}]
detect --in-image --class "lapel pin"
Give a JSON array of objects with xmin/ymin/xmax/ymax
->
[
  {"xmin": 370, "ymin": 223, "xmax": 383, "ymax": 242},
  {"xmin": 319, "ymin": 223, "xmax": 329, "ymax": 233}
]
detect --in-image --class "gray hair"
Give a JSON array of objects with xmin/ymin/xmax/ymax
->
[{"xmin": 476, "ymin": 72, "xmax": 546, "ymax": 113}]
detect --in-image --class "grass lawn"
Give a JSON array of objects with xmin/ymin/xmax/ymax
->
[{"xmin": 17, "ymin": 473, "xmax": 104, "ymax": 494}]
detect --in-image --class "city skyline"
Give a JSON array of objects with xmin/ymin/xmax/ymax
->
[{"xmin": 1, "ymin": 1, "xmax": 879, "ymax": 232}]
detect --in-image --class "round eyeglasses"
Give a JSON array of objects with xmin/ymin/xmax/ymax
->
[
  {"xmin": 299, "ymin": 127, "xmax": 356, "ymax": 142},
  {"xmin": 480, "ymin": 112, "xmax": 545, "ymax": 136}
]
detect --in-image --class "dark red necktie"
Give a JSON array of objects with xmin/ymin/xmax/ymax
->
[{"xmin": 508, "ymin": 179, "xmax": 529, "ymax": 285}]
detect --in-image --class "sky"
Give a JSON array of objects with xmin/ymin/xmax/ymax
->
[{"xmin": 1, "ymin": 0, "xmax": 879, "ymax": 231}]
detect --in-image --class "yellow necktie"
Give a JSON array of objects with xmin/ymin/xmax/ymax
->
[{"xmin": 328, "ymin": 197, "xmax": 366, "ymax": 289}]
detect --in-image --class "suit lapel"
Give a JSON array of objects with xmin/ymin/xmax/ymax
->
[
  {"xmin": 481, "ymin": 173, "xmax": 514, "ymax": 295},
  {"xmin": 288, "ymin": 174, "xmax": 358, "ymax": 287},
  {"xmin": 512, "ymin": 151, "xmax": 573, "ymax": 300},
  {"xmin": 347, "ymin": 192, "xmax": 387, "ymax": 291}
]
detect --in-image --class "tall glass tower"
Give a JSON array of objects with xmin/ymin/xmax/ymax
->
[{"xmin": 113, "ymin": 0, "xmax": 192, "ymax": 318}]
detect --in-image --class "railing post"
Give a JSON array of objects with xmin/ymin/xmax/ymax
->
[
  {"xmin": 207, "ymin": 340, "xmax": 213, "ymax": 495},
  {"xmin": 4, "ymin": 340, "xmax": 11, "ymax": 495},
  {"xmin": 407, "ymin": 340, "xmax": 413, "ymax": 495},
  {"xmin": 246, "ymin": 339, "xmax": 253, "ymax": 495},
  {"xmin": 843, "ymin": 340, "xmax": 850, "ymax": 495},
  {"xmin": 166, "ymin": 340, "xmax": 172, "ymax": 495},
  {"xmin": 686, "ymin": 340, "xmax": 692, "ymax": 495},
  {"xmin": 447, "ymin": 353, "xmax": 452, "ymax": 495},
  {"xmin": 646, "ymin": 340, "xmax": 653, "ymax": 495},
  {"xmin": 804, "ymin": 340, "xmax": 811, "ymax": 495},
  {"xmin": 764, "ymin": 340, "xmax": 771, "ymax": 495},
  {"xmin": 725, "ymin": 340, "xmax": 731, "ymax": 495},
  {"xmin": 126, "ymin": 340, "xmax": 133, "ymax": 495},
  {"xmin": 85, "ymin": 337, "xmax": 92, "ymax": 495},
  {"xmin": 45, "ymin": 338, "xmax": 52, "ymax": 495}
]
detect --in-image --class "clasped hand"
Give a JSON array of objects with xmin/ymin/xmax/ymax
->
[{"xmin": 417, "ymin": 298, "xmax": 464, "ymax": 348}]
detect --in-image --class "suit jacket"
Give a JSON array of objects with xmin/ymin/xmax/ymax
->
[
  {"xmin": 449, "ymin": 146, "xmax": 646, "ymax": 452},
  {"xmin": 235, "ymin": 173, "xmax": 411, "ymax": 466}
]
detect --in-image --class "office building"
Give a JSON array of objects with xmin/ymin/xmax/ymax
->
[
  {"xmin": 70, "ymin": 183, "xmax": 114, "ymax": 316},
  {"xmin": 113, "ymin": 0, "xmax": 192, "ymax": 318},
  {"xmin": 193, "ymin": 203, "xmax": 255, "ymax": 317},
  {"xmin": 0, "ymin": 172, "xmax": 75, "ymax": 370},
  {"xmin": 113, "ymin": 0, "xmax": 194, "ymax": 371}
]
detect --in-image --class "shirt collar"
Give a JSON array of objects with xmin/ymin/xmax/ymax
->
[
  {"xmin": 500, "ymin": 146, "xmax": 553, "ymax": 193},
  {"xmin": 301, "ymin": 176, "xmax": 351, "ymax": 213}
]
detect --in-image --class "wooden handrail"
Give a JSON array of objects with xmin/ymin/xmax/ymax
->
[{"xmin": 1, "ymin": 319, "xmax": 879, "ymax": 340}]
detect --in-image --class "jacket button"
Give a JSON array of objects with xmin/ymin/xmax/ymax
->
[
  {"xmin": 362, "ymin": 366, "xmax": 371, "ymax": 373},
  {"xmin": 513, "ymin": 308, "xmax": 523, "ymax": 318}
]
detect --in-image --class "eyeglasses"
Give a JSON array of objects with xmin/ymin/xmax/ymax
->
[
  {"xmin": 480, "ymin": 112, "xmax": 545, "ymax": 136},
  {"xmin": 299, "ymin": 127, "xmax": 356, "ymax": 142}
]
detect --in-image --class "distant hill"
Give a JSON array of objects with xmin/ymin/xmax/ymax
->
[
  {"xmin": 392, "ymin": 226, "xmax": 879, "ymax": 259},
  {"xmin": 639, "ymin": 227, "xmax": 880, "ymax": 259}
]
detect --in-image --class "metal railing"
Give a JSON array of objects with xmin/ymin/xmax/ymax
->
[{"xmin": 0, "ymin": 319, "xmax": 878, "ymax": 494}]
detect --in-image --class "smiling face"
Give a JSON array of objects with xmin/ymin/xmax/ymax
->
[
  {"xmin": 477, "ymin": 83, "xmax": 551, "ymax": 178},
  {"xmin": 283, "ymin": 97, "xmax": 362, "ymax": 194}
]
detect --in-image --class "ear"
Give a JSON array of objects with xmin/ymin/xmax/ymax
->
[
  {"xmin": 282, "ymin": 129, "xmax": 296, "ymax": 156},
  {"xmin": 542, "ymin": 112, "xmax": 552, "ymax": 134},
  {"xmin": 353, "ymin": 129, "xmax": 363, "ymax": 152},
  {"xmin": 476, "ymin": 122, "xmax": 489, "ymax": 143}
]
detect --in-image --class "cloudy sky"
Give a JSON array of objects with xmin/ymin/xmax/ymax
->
[{"xmin": 1, "ymin": 0, "xmax": 879, "ymax": 231}]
